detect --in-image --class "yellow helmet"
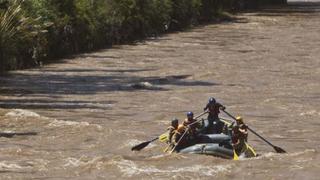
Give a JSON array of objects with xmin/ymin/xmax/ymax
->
[{"xmin": 236, "ymin": 116, "xmax": 243, "ymax": 122}]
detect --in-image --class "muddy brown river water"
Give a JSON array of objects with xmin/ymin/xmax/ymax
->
[{"xmin": 0, "ymin": 1, "xmax": 320, "ymax": 179}]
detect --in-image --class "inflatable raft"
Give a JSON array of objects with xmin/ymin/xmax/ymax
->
[
  {"xmin": 177, "ymin": 134, "xmax": 257, "ymax": 159},
  {"xmin": 165, "ymin": 119, "xmax": 257, "ymax": 159}
]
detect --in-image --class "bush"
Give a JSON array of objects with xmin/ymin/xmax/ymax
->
[
  {"xmin": 0, "ymin": 0, "xmax": 287, "ymax": 72},
  {"xmin": 170, "ymin": 0, "xmax": 201, "ymax": 30},
  {"xmin": 0, "ymin": 0, "xmax": 48, "ymax": 71}
]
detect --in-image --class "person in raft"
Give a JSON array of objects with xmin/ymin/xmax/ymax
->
[
  {"xmin": 203, "ymin": 97, "xmax": 226, "ymax": 134},
  {"xmin": 167, "ymin": 118, "xmax": 179, "ymax": 144},
  {"xmin": 183, "ymin": 111, "xmax": 202, "ymax": 138},
  {"xmin": 231, "ymin": 116, "xmax": 249, "ymax": 155}
]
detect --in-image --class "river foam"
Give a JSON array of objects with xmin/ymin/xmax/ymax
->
[
  {"xmin": 109, "ymin": 158, "xmax": 232, "ymax": 177},
  {"xmin": 5, "ymin": 109, "xmax": 40, "ymax": 118}
]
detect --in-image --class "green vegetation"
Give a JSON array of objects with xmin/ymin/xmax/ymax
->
[
  {"xmin": 0, "ymin": 0, "xmax": 286, "ymax": 72},
  {"xmin": 0, "ymin": 0, "xmax": 47, "ymax": 71}
]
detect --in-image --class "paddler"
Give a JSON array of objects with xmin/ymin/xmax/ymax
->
[
  {"xmin": 183, "ymin": 111, "xmax": 201, "ymax": 137},
  {"xmin": 171, "ymin": 112, "xmax": 200, "ymax": 151},
  {"xmin": 171, "ymin": 124, "xmax": 188, "ymax": 151},
  {"xmin": 203, "ymin": 97, "xmax": 226, "ymax": 134},
  {"xmin": 167, "ymin": 118, "xmax": 179, "ymax": 144},
  {"xmin": 231, "ymin": 116, "xmax": 248, "ymax": 154}
]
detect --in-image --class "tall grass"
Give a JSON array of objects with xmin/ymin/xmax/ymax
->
[
  {"xmin": 0, "ymin": 0, "xmax": 23, "ymax": 71},
  {"xmin": 0, "ymin": 0, "xmax": 47, "ymax": 71},
  {"xmin": 0, "ymin": 0, "xmax": 287, "ymax": 73}
]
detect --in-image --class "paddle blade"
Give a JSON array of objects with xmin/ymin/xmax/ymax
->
[
  {"xmin": 131, "ymin": 141, "xmax": 151, "ymax": 151},
  {"xmin": 233, "ymin": 149, "xmax": 239, "ymax": 160},
  {"xmin": 159, "ymin": 133, "xmax": 168, "ymax": 142},
  {"xmin": 273, "ymin": 146, "xmax": 286, "ymax": 153}
]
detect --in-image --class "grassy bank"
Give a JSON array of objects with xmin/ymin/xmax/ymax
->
[{"xmin": 0, "ymin": 0, "xmax": 286, "ymax": 72}]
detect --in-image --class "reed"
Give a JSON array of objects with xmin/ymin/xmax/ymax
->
[{"xmin": 0, "ymin": 0, "xmax": 287, "ymax": 73}]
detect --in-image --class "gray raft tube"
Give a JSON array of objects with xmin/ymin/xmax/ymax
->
[
  {"xmin": 197, "ymin": 134, "xmax": 231, "ymax": 144},
  {"xmin": 179, "ymin": 143, "xmax": 234, "ymax": 159},
  {"xmin": 177, "ymin": 119, "xmax": 234, "ymax": 159},
  {"xmin": 178, "ymin": 134, "xmax": 234, "ymax": 159}
]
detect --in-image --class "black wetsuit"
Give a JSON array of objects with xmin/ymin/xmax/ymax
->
[{"xmin": 204, "ymin": 102, "xmax": 225, "ymax": 134}]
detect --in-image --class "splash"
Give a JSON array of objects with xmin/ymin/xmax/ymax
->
[
  {"xmin": 0, "ymin": 161, "xmax": 32, "ymax": 171},
  {"xmin": 64, "ymin": 156, "xmax": 106, "ymax": 170},
  {"xmin": 300, "ymin": 110, "xmax": 320, "ymax": 116},
  {"xmin": 255, "ymin": 149, "xmax": 317, "ymax": 160},
  {"xmin": 47, "ymin": 119, "xmax": 102, "ymax": 129},
  {"xmin": 5, "ymin": 109, "xmax": 40, "ymax": 118},
  {"xmin": 48, "ymin": 119, "xmax": 89, "ymax": 127},
  {"xmin": 109, "ymin": 158, "xmax": 232, "ymax": 177},
  {"xmin": 3, "ymin": 109, "xmax": 102, "ymax": 131},
  {"xmin": 286, "ymin": 149, "xmax": 317, "ymax": 157}
]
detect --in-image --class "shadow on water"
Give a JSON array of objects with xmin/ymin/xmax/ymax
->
[
  {"xmin": 0, "ymin": 132, "xmax": 38, "ymax": 138},
  {"xmin": 0, "ymin": 171, "xmax": 31, "ymax": 174},
  {"xmin": 78, "ymin": 54, "xmax": 121, "ymax": 59},
  {"xmin": 0, "ymin": 99, "xmax": 115, "ymax": 110},
  {"xmin": 0, "ymin": 70, "xmax": 217, "ymax": 93},
  {"xmin": 40, "ymin": 68, "xmax": 158, "ymax": 73},
  {"xmin": 0, "ymin": 68, "xmax": 218, "ymax": 110},
  {"xmin": 143, "ymin": 75, "xmax": 220, "ymax": 87},
  {"xmin": 253, "ymin": 2, "xmax": 320, "ymax": 17},
  {"xmin": 225, "ymin": 1, "xmax": 320, "ymax": 24}
]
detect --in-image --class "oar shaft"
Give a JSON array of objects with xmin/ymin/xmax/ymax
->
[
  {"xmin": 170, "ymin": 126, "xmax": 190, "ymax": 153},
  {"xmin": 150, "ymin": 137, "xmax": 159, "ymax": 142},
  {"xmin": 170, "ymin": 111, "xmax": 208, "ymax": 153},
  {"xmin": 247, "ymin": 127, "xmax": 275, "ymax": 147},
  {"xmin": 222, "ymin": 110, "xmax": 237, "ymax": 120},
  {"xmin": 222, "ymin": 110, "xmax": 277, "ymax": 148},
  {"xmin": 188, "ymin": 111, "xmax": 208, "ymax": 126},
  {"xmin": 195, "ymin": 111, "xmax": 208, "ymax": 119}
]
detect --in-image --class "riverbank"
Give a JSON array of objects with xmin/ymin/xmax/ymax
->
[
  {"xmin": 0, "ymin": 0, "xmax": 287, "ymax": 73},
  {"xmin": 1, "ymin": 2, "xmax": 319, "ymax": 178}
]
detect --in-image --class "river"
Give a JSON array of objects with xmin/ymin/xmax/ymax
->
[{"xmin": 0, "ymin": 1, "xmax": 319, "ymax": 179}]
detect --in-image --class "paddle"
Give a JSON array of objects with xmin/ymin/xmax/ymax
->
[
  {"xmin": 170, "ymin": 111, "xmax": 208, "ymax": 153},
  {"xmin": 131, "ymin": 137, "xmax": 158, "ymax": 151},
  {"xmin": 233, "ymin": 149, "xmax": 239, "ymax": 160},
  {"xmin": 132, "ymin": 111, "xmax": 208, "ymax": 152},
  {"xmin": 222, "ymin": 109, "xmax": 286, "ymax": 153},
  {"xmin": 219, "ymin": 117, "xmax": 258, "ymax": 159}
]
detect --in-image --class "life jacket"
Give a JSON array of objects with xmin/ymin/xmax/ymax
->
[
  {"xmin": 232, "ymin": 124, "xmax": 248, "ymax": 144},
  {"xmin": 167, "ymin": 126, "xmax": 177, "ymax": 143},
  {"xmin": 172, "ymin": 124, "xmax": 187, "ymax": 145},
  {"xmin": 183, "ymin": 118, "xmax": 198, "ymax": 135},
  {"xmin": 176, "ymin": 124, "xmax": 186, "ymax": 134},
  {"xmin": 184, "ymin": 118, "xmax": 198, "ymax": 126}
]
